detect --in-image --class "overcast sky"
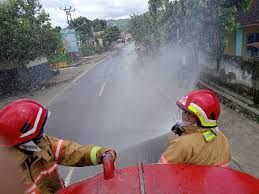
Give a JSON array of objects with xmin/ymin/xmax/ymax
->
[{"xmin": 40, "ymin": 0, "xmax": 148, "ymax": 27}]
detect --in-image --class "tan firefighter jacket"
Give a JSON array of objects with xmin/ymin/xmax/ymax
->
[
  {"xmin": 160, "ymin": 126, "xmax": 231, "ymax": 166},
  {"xmin": 5, "ymin": 135, "xmax": 113, "ymax": 194}
]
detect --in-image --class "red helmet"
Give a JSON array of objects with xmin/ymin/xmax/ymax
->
[
  {"xmin": 176, "ymin": 90, "xmax": 220, "ymax": 128},
  {"xmin": 0, "ymin": 99, "xmax": 48, "ymax": 147}
]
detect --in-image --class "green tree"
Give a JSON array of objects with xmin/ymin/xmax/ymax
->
[
  {"xmin": 176, "ymin": 0, "xmax": 253, "ymax": 70},
  {"xmin": 107, "ymin": 19, "xmax": 130, "ymax": 32},
  {"xmin": 129, "ymin": 0, "xmax": 253, "ymax": 67},
  {"xmin": 129, "ymin": 14, "xmax": 153, "ymax": 51},
  {"xmin": 148, "ymin": 0, "xmax": 163, "ymax": 48},
  {"xmin": 0, "ymin": 0, "xmax": 60, "ymax": 66},
  {"xmin": 69, "ymin": 16, "xmax": 93, "ymax": 43},
  {"xmin": 130, "ymin": 0, "xmax": 174, "ymax": 51},
  {"xmin": 157, "ymin": 0, "xmax": 179, "ymax": 44},
  {"xmin": 199, "ymin": 0, "xmax": 253, "ymax": 70},
  {"xmin": 101, "ymin": 26, "xmax": 121, "ymax": 47},
  {"xmin": 224, "ymin": 0, "xmax": 252, "ymax": 9},
  {"xmin": 92, "ymin": 19, "xmax": 107, "ymax": 32}
]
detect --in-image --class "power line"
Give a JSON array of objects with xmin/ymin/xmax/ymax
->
[{"xmin": 61, "ymin": 6, "xmax": 75, "ymax": 25}]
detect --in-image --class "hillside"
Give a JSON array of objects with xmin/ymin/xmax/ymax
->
[{"xmin": 106, "ymin": 18, "xmax": 130, "ymax": 32}]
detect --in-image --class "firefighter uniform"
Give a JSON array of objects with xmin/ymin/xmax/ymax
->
[
  {"xmin": 160, "ymin": 126, "xmax": 231, "ymax": 166},
  {"xmin": 6, "ymin": 135, "xmax": 112, "ymax": 194}
]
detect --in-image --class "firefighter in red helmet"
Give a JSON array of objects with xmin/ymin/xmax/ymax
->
[
  {"xmin": 0, "ymin": 99, "xmax": 116, "ymax": 194},
  {"xmin": 159, "ymin": 90, "xmax": 231, "ymax": 167}
]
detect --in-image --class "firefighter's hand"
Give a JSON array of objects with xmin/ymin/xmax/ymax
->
[{"xmin": 103, "ymin": 150, "xmax": 117, "ymax": 162}]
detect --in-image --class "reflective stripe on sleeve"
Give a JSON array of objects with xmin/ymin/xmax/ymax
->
[
  {"xmin": 25, "ymin": 163, "xmax": 63, "ymax": 193},
  {"xmin": 55, "ymin": 139, "xmax": 64, "ymax": 161},
  {"xmin": 159, "ymin": 155, "xmax": 168, "ymax": 164},
  {"xmin": 90, "ymin": 146, "xmax": 102, "ymax": 165},
  {"xmin": 34, "ymin": 163, "xmax": 58, "ymax": 184},
  {"xmin": 218, "ymin": 161, "xmax": 230, "ymax": 168},
  {"xmin": 25, "ymin": 184, "xmax": 40, "ymax": 194}
]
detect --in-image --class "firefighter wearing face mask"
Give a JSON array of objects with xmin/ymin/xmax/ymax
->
[
  {"xmin": 159, "ymin": 90, "xmax": 231, "ymax": 167},
  {"xmin": 0, "ymin": 99, "xmax": 116, "ymax": 194}
]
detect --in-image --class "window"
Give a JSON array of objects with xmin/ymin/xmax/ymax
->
[
  {"xmin": 247, "ymin": 33, "xmax": 259, "ymax": 44},
  {"xmin": 246, "ymin": 33, "xmax": 259, "ymax": 57},
  {"xmin": 256, "ymin": 33, "xmax": 259, "ymax": 43},
  {"xmin": 247, "ymin": 33, "xmax": 255, "ymax": 44}
]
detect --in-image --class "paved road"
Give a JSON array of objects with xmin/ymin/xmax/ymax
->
[{"xmin": 45, "ymin": 44, "xmax": 196, "ymax": 184}]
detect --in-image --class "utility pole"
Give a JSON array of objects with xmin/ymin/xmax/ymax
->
[{"xmin": 61, "ymin": 6, "xmax": 75, "ymax": 24}]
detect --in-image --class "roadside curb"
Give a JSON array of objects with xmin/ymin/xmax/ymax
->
[
  {"xmin": 68, "ymin": 58, "xmax": 89, "ymax": 67},
  {"xmin": 197, "ymin": 80, "xmax": 259, "ymax": 120},
  {"xmin": 43, "ymin": 69, "xmax": 84, "ymax": 88},
  {"xmin": 43, "ymin": 52, "xmax": 113, "ymax": 88}
]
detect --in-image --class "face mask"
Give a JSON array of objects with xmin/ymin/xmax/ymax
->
[
  {"xmin": 181, "ymin": 120, "xmax": 195, "ymax": 127},
  {"xmin": 171, "ymin": 119, "xmax": 197, "ymax": 136},
  {"xmin": 174, "ymin": 108, "xmax": 196, "ymax": 126}
]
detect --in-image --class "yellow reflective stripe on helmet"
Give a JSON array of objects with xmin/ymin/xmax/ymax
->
[
  {"xmin": 90, "ymin": 146, "xmax": 102, "ymax": 165},
  {"xmin": 188, "ymin": 103, "xmax": 217, "ymax": 127},
  {"xmin": 202, "ymin": 130, "xmax": 216, "ymax": 142}
]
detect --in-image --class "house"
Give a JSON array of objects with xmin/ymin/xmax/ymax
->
[{"xmin": 224, "ymin": 0, "xmax": 259, "ymax": 57}]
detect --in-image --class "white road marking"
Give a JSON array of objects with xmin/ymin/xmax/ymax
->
[
  {"xmin": 73, "ymin": 65, "xmax": 93, "ymax": 83},
  {"xmin": 43, "ymin": 53, "xmax": 113, "ymax": 187},
  {"xmin": 45, "ymin": 85, "xmax": 71, "ymax": 107},
  {"xmin": 45, "ymin": 53, "xmax": 113, "ymax": 107},
  {"xmin": 99, "ymin": 82, "xmax": 107, "ymax": 97},
  {"xmin": 73, "ymin": 55, "xmax": 112, "ymax": 83},
  {"xmin": 64, "ymin": 167, "xmax": 74, "ymax": 186}
]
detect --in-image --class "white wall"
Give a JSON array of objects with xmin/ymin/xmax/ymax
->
[
  {"xmin": 221, "ymin": 61, "xmax": 253, "ymax": 87},
  {"xmin": 26, "ymin": 57, "xmax": 48, "ymax": 68}
]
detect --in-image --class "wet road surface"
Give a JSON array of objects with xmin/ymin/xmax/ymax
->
[{"xmin": 45, "ymin": 44, "xmax": 195, "ymax": 184}]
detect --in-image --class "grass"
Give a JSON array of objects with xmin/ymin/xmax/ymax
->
[{"xmin": 48, "ymin": 54, "xmax": 68, "ymax": 64}]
